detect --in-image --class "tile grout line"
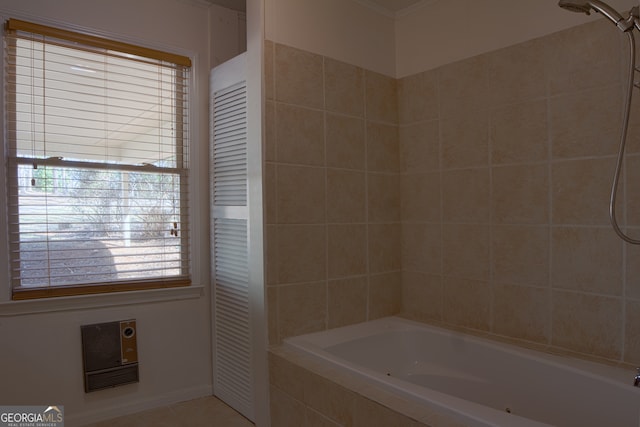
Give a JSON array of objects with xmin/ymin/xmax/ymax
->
[{"xmin": 322, "ymin": 54, "xmax": 329, "ymax": 331}]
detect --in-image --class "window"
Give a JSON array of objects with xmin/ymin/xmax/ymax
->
[{"xmin": 4, "ymin": 19, "xmax": 192, "ymax": 299}]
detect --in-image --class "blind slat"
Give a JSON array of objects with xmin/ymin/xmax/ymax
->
[{"xmin": 5, "ymin": 19, "xmax": 191, "ymax": 295}]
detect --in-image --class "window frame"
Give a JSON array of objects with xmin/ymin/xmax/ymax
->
[{"xmin": 1, "ymin": 17, "xmax": 198, "ymax": 302}]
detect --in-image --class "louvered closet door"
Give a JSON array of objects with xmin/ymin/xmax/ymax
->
[{"xmin": 210, "ymin": 53, "xmax": 253, "ymax": 420}]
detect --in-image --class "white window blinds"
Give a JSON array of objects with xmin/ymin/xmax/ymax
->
[{"xmin": 4, "ymin": 19, "xmax": 192, "ymax": 299}]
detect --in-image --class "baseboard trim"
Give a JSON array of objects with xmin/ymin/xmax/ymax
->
[{"xmin": 65, "ymin": 384, "xmax": 214, "ymax": 426}]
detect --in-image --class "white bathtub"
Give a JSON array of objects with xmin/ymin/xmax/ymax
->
[{"xmin": 284, "ymin": 317, "xmax": 640, "ymax": 427}]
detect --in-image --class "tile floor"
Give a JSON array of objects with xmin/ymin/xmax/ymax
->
[{"xmin": 85, "ymin": 396, "xmax": 254, "ymax": 427}]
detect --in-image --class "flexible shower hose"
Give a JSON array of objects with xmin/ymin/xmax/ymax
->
[{"xmin": 609, "ymin": 31, "xmax": 640, "ymax": 244}]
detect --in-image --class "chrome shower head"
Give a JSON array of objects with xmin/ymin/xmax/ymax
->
[{"xmin": 559, "ymin": 0, "xmax": 626, "ymax": 26}]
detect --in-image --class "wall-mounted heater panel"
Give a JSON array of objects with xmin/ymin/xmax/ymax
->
[{"xmin": 81, "ymin": 320, "xmax": 139, "ymax": 393}]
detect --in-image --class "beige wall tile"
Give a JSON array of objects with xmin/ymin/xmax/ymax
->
[
  {"xmin": 327, "ymin": 169, "xmax": 366, "ymax": 223},
  {"xmin": 493, "ymin": 284, "xmax": 550, "ymax": 344},
  {"xmin": 398, "ymin": 69, "xmax": 438, "ymax": 125},
  {"xmin": 618, "ymin": 227, "xmax": 640, "ymax": 243},
  {"xmin": 275, "ymin": 43, "xmax": 323, "ymax": 108},
  {"xmin": 400, "ymin": 121, "xmax": 440, "ymax": 173},
  {"xmin": 264, "ymin": 40, "xmax": 274, "ymax": 101},
  {"xmin": 365, "ymin": 71, "xmax": 398, "ymax": 124},
  {"xmin": 624, "ymin": 299, "xmax": 640, "ymax": 365},
  {"xmin": 402, "ymin": 222, "xmax": 441, "ymax": 274},
  {"xmin": 492, "ymin": 163, "xmax": 549, "ymax": 225},
  {"xmin": 491, "ymin": 100, "xmax": 548, "ymax": 165},
  {"xmin": 552, "ymin": 158, "xmax": 617, "ymax": 225},
  {"xmin": 276, "ymin": 103, "xmax": 325, "ymax": 166},
  {"xmin": 551, "ymin": 227, "xmax": 622, "ymax": 295},
  {"xmin": 266, "ymin": 225, "xmax": 278, "ymax": 286},
  {"xmin": 488, "ymin": 38, "xmax": 547, "ymax": 108},
  {"xmin": 552, "ymin": 290, "xmax": 622, "ymax": 359},
  {"xmin": 401, "ymin": 271, "xmax": 443, "ymax": 322},
  {"xmin": 303, "ymin": 372, "xmax": 357, "ymax": 426},
  {"xmin": 368, "ymin": 223, "xmax": 401, "ymax": 273},
  {"xmin": 492, "ymin": 225, "xmax": 549, "ymax": 287},
  {"xmin": 269, "ymin": 351, "xmax": 307, "ymax": 397},
  {"xmin": 354, "ymin": 396, "xmax": 422, "ymax": 427},
  {"xmin": 306, "ymin": 409, "xmax": 342, "ymax": 427},
  {"xmin": 278, "ymin": 282, "xmax": 327, "ymax": 339},
  {"xmin": 277, "ymin": 225, "xmax": 326, "ymax": 284},
  {"xmin": 277, "ymin": 165, "xmax": 326, "ymax": 224},
  {"xmin": 328, "ymin": 224, "xmax": 367, "ymax": 278},
  {"xmin": 626, "ymin": 154, "xmax": 640, "ymax": 226},
  {"xmin": 438, "ymin": 55, "xmax": 489, "ymax": 119},
  {"xmin": 267, "ymin": 286, "xmax": 278, "ymax": 344},
  {"xmin": 401, "ymin": 172, "xmax": 441, "ymax": 222},
  {"xmin": 627, "ymin": 87, "xmax": 640, "ymax": 153},
  {"xmin": 441, "ymin": 110, "xmax": 489, "ymax": 169},
  {"xmin": 442, "ymin": 223, "xmax": 490, "ymax": 281},
  {"xmin": 328, "ymin": 277, "xmax": 368, "ymax": 328},
  {"xmin": 443, "ymin": 277, "xmax": 491, "ymax": 331},
  {"xmin": 265, "ymin": 162, "xmax": 277, "ymax": 224},
  {"xmin": 325, "ymin": 58, "xmax": 365, "ymax": 118},
  {"xmin": 326, "ymin": 113, "xmax": 366, "ymax": 170},
  {"xmin": 369, "ymin": 272, "xmax": 402, "ymax": 319},
  {"xmin": 367, "ymin": 122, "xmax": 399, "ymax": 173},
  {"xmin": 368, "ymin": 173, "xmax": 400, "ymax": 222},
  {"xmin": 545, "ymin": 19, "xmax": 622, "ymax": 96},
  {"xmin": 626, "ymin": 243, "xmax": 640, "ymax": 299},
  {"xmin": 265, "ymin": 100, "xmax": 276, "ymax": 162},
  {"xmin": 270, "ymin": 385, "xmax": 307, "ymax": 427},
  {"xmin": 266, "ymin": 28, "xmax": 637, "ymax": 367},
  {"xmin": 442, "ymin": 168, "xmax": 490, "ymax": 223},
  {"xmin": 549, "ymin": 86, "xmax": 622, "ymax": 159}
]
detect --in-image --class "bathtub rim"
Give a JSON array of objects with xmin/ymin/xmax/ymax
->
[
  {"xmin": 284, "ymin": 316, "xmax": 638, "ymax": 388},
  {"xmin": 280, "ymin": 316, "xmax": 640, "ymax": 427}
]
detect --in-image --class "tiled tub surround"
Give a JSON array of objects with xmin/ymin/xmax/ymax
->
[
  {"xmin": 265, "ymin": 40, "xmax": 402, "ymax": 343},
  {"xmin": 266, "ymin": 16, "xmax": 640, "ymax": 427},
  {"xmin": 398, "ymin": 16, "xmax": 640, "ymax": 366},
  {"xmin": 269, "ymin": 346, "xmax": 466, "ymax": 427}
]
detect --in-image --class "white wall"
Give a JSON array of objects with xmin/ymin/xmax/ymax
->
[
  {"xmin": 210, "ymin": 3, "xmax": 247, "ymax": 68},
  {"xmin": 0, "ymin": 0, "xmax": 227, "ymax": 425},
  {"xmin": 265, "ymin": 0, "xmax": 639, "ymax": 78},
  {"xmin": 0, "ymin": 299, "xmax": 212, "ymax": 425},
  {"xmin": 395, "ymin": 0, "xmax": 640, "ymax": 77},
  {"xmin": 265, "ymin": 0, "xmax": 396, "ymax": 77}
]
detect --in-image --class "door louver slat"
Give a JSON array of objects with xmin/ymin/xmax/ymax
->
[
  {"xmin": 212, "ymin": 81, "xmax": 248, "ymax": 207},
  {"xmin": 211, "ymin": 59, "xmax": 253, "ymax": 421}
]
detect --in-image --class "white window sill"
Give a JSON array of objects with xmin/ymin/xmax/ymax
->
[{"xmin": 0, "ymin": 285, "xmax": 205, "ymax": 316}]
